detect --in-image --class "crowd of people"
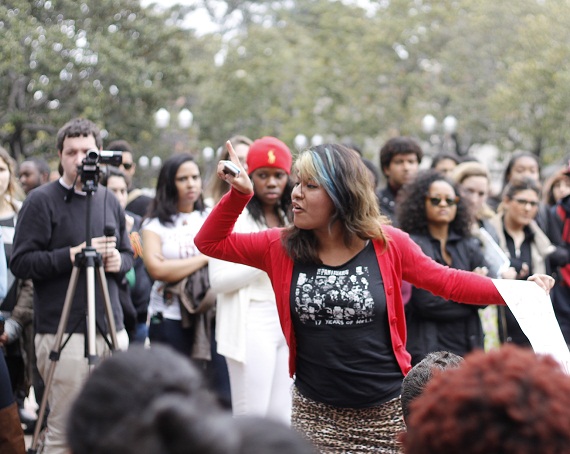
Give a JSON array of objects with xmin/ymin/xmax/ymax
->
[{"xmin": 0, "ymin": 115, "xmax": 568, "ymax": 454}]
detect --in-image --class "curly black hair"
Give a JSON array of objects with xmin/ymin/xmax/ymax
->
[{"xmin": 396, "ymin": 169, "xmax": 472, "ymax": 237}]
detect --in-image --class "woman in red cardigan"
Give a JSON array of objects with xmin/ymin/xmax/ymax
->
[{"xmin": 195, "ymin": 142, "xmax": 554, "ymax": 454}]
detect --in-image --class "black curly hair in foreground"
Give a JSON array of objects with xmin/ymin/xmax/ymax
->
[{"xmin": 396, "ymin": 169, "xmax": 472, "ymax": 237}]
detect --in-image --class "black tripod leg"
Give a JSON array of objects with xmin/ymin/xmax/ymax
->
[
  {"xmin": 28, "ymin": 266, "xmax": 81, "ymax": 454},
  {"xmin": 95, "ymin": 264, "xmax": 119, "ymax": 350}
]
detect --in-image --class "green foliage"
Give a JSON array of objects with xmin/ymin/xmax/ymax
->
[
  {"xmin": 0, "ymin": 0, "xmax": 196, "ymax": 164},
  {"xmin": 2, "ymin": 0, "xmax": 569, "ymax": 173}
]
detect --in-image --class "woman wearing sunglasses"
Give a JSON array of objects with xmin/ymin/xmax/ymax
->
[{"xmin": 397, "ymin": 169, "xmax": 490, "ymax": 365}]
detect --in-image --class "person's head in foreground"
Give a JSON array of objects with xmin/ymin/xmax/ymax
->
[
  {"xmin": 234, "ymin": 416, "xmax": 317, "ymax": 454},
  {"xmin": 400, "ymin": 351, "xmax": 463, "ymax": 425},
  {"xmin": 67, "ymin": 345, "xmax": 236, "ymax": 454},
  {"xmin": 401, "ymin": 344, "xmax": 570, "ymax": 454}
]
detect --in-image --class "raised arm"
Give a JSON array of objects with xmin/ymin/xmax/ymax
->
[
  {"xmin": 195, "ymin": 140, "xmax": 254, "ymax": 260},
  {"xmin": 391, "ymin": 227, "xmax": 555, "ymax": 304}
]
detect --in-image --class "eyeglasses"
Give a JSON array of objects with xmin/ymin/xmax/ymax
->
[
  {"xmin": 512, "ymin": 198, "xmax": 539, "ymax": 208},
  {"xmin": 122, "ymin": 162, "xmax": 133, "ymax": 170},
  {"xmin": 426, "ymin": 196, "xmax": 459, "ymax": 207}
]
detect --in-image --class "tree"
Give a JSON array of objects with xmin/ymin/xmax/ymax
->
[
  {"xmin": 3, "ymin": 0, "xmax": 569, "ymax": 168},
  {"xmin": 0, "ymin": 0, "xmax": 199, "ymax": 163}
]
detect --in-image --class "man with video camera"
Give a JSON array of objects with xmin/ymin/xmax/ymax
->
[{"xmin": 10, "ymin": 118, "xmax": 134, "ymax": 454}]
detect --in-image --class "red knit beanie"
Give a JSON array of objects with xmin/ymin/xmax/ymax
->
[{"xmin": 246, "ymin": 137, "xmax": 292, "ymax": 175}]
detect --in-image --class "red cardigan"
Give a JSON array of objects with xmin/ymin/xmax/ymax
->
[{"xmin": 195, "ymin": 188, "xmax": 505, "ymax": 376}]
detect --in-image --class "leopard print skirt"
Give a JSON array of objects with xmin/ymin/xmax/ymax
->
[{"xmin": 291, "ymin": 387, "xmax": 405, "ymax": 454}]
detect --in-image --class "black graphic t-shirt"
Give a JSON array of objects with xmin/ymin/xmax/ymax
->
[{"xmin": 291, "ymin": 242, "xmax": 403, "ymax": 408}]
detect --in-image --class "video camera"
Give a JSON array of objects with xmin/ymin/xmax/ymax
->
[{"xmin": 80, "ymin": 149, "xmax": 123, "ymax": 190}]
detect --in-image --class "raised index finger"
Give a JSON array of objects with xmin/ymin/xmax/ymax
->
[{"xmin": 226, "ymin": 140, "xmax": 245, "ymax": 172}]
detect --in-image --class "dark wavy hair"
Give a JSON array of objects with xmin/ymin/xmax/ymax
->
[
  {"xmin": 147, "ymin": 153, "xmax": 205, "ymax": 226},
  {"xmin": 401, "ymin": 345, "xmax": 570, "ymax": 454},
  {"xmin": 397, "ymin": 169, "xmax": 472, "ymax": 237}
]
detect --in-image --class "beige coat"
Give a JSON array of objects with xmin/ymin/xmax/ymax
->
[{"xmin": 488, "ymin": 214, "xmax": 555, "ymax": 275}]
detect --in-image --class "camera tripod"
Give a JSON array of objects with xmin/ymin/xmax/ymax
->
[{"xmin": 28, "ymin": 181, "xmax": 120, "ymax": 454}]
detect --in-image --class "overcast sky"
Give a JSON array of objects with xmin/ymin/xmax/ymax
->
[
  {"xmin": 141, "ymin": 0, "xmax": 223, "ymax": 34},
  {"xmin": 141, "ymin": 0, "xmax": 379, "ymax": 35}
]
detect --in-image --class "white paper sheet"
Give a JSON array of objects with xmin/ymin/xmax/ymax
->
[{"xmin": 493, "ymin": 279, "xmax": 570, "ymax": 374}]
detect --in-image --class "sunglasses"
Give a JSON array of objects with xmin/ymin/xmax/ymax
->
[
  {"xmin": 426, "ymin": 196, "xmax": 460, "ymax": 207},
  {"xmin": 122, "ymin": 162, "xmax": 133, "ymax": 170}
]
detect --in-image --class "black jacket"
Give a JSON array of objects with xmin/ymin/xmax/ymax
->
[
  {"xmin": 376, "ymin": 185, "xmax": 398, "ymax": 226},
  {"xmin": 406, "ymin": 231, "xmax": 488, "ymax": 365}
]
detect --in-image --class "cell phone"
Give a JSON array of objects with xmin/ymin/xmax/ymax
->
[{"xmin": 222, "ymin": 161, "xmax": 240, "ymax": 178}]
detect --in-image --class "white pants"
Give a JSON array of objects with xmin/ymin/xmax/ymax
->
[
  {"xmin": 226, "ymin": 300, "xmax": 293, "ymax": 424},
  {"xmin": 35, "ymin": 330, "xmax": 128, "ymax": 454}
]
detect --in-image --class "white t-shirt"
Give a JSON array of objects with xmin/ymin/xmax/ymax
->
[{"xmin": 142, "ymin": 210, "xmax": 209, "ymax": 320}]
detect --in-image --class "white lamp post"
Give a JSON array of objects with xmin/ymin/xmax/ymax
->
[
  {"xmin": 138, "ymin": 155, "xmax": 150, "ymax": 169},
  {"xmin": 421, "ymin": 114, "xmax": 437, "ymax": 134},
  {"xmin": 421, "ymin": 114, "xmax": 459, "ymax": 155},
  {"xmin": 150, "ymin": 156, "xmax": 162, "ymax": 170},
  {"xmin": 294, "ymin": 134, "xmax": 308, "ymax": 150},
  {"xmin": 154, "ymin": 108, "xmax": 170, "ymax": 129},
  {"xmin": 202, "ymin": 146, "xmax": 214, "ymax": 162},
  {"xmin": 178, "ymin": 108, "xmax": 193, "ymax": 129},
  {"xmin": 443, "ymin": 115, "xmax": 458, "ymax": 134},
  {"xmin": 311, "ymin": 134, "xmax": 324, "ymax": 146}
]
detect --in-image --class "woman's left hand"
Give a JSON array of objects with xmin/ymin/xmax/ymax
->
[{"xmin": 527, "ymin": 274, "xmax": 556, "ymax": 294}]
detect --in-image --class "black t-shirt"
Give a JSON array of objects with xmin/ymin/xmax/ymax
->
[{"xmin": 291, "ymin": 241, "xmax": 403, "ymax": 408}]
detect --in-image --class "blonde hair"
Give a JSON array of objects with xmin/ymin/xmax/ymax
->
[
  {"xmin": 451, "ymin": 161, "xmax": 495, "ymax": 220},
  {"xmin": 0, "ymin": 146, "xmax": 25, "ymax": 210}
]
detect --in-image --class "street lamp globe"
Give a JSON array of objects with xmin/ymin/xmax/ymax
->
[
  {"xmin": 202, "ymin": 146, "xmax": 214, "ymax": 162},
  {"xmin": 138, "ymin": 156, "xmax": 150, "ymax": 169},
  {"xmin": 421, "ymin": 114, "xmax": 437, "ymax": 134},
  {"xmin": 311, "ymin": 134, "xmax": 324, "ymax": 146},
  {"xmin": 178, "ymin": 108, "xmax": 193, "ymax": 129},
  {"xmin": 150, "ymin": 156, "xmax": 163, "ymax": 170},
  {"xmin": 154, "ymin": 108, "xmax": 170, "ymax": 129},
  {"xmin": 443, "ymin": 115, "xmax": 458, "ymax": 134},
  {"xmin": 294, "ymin": 134, "xmax": 308, "ymax": 150}
]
